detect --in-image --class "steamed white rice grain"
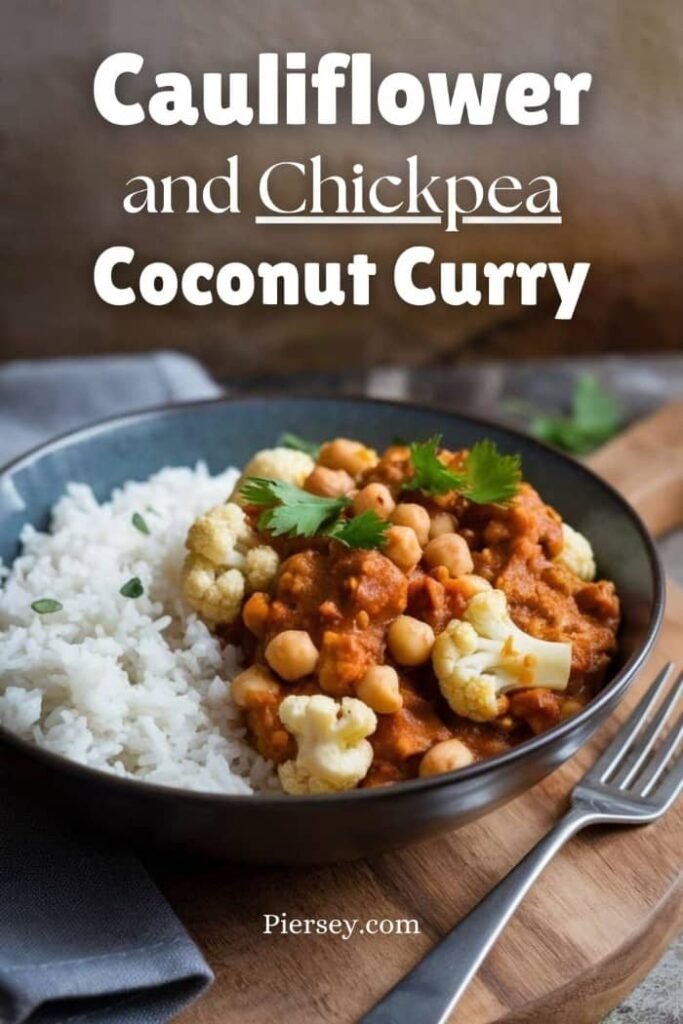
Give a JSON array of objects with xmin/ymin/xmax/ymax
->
[{"xmin": 0, "ymin": 464, "xmax": 280, "ymax": 794}]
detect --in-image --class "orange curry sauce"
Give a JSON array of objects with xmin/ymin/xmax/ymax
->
[{"xmin": 227, "ymin": 443, "xmax": 620, "ymax": 787}]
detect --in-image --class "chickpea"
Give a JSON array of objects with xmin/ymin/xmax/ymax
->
[
  {"xmin": 383, "ymin": 525, "xmax": 422, "ymax": 573},
  {"xmin": 560, "ymin": 697, "xmax": 585, "ymax": 721},
  {"xmin": 419, "ymin": 739, "xmax": 474, "ymax": 777},
  {"xmin": 429, "ymin": 512, "xmax": 457, "ymax": 538},
  {"xmin": 423, "ymin": 533, "xmax": 474, "ymax": 577},
  {"xmin": 304, "ymin": 465, "xmax": 354, "ymax": 498},
  {"xmin": 357, "ymin": 664, "xmax": 403, "ymax": 714},
  {"xmin": 231, "ymin": 665, "xmax": 281, "ymax": 708},
  {"xmin": 391, "ymin": 503, "xmax": 431, "ymax": 545},
  {"xmin": 242, "ymin": 591, "xmax": 271, "ymax": 635},
  {"xmin": 452, "ymin": 574, "xmax": 492, "ymax": 601},
  {"xmin": 318, "ymin": 438, "xmax": 378, "ymax": 477},
  {"xmin": 352, "ymin": 483, "xmax": 396, "ymax": 519},
  {"xmin": 387, "ymin": 615, "xmax": 435, "ymax": 666},
  {"xmin": 497, "ymin": 715, "xmax": 516, "ymax": 731},
  {"xmin": 265, "ymin": 630, "xmax": 319, "ymax": 682}
]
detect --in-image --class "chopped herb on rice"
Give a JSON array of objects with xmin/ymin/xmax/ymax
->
[
  {"xmin": 31, "ymin": 599, "xmax": 63, "ymax": 615},
  {"xmin": 131, "ymin": 512, "xmax": 150, "ymax": 534},
  {"xmin": 120, "ymin": 577, "xmax": 144, "ymax": 598}
]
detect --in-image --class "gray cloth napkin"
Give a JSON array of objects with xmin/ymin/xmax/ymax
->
[
  {"xmin": 0, "ymin": 352, "xmax": 221, "ymax": 1024},
  {"xmin": 0, "ymin": 352, "xmax": 220, "ymax": 466}
]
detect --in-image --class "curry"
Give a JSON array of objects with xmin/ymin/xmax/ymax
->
[{"xmin": 182, "ymin": 435, "xmax": 620, "ymax": 794}]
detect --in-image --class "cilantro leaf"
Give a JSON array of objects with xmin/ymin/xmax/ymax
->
[
  {"xmin": 530, "ymin": 375, "xmax": 620, "ymax": 455},
  {"xmin": 241, "ymin": 477, "xmax": 350, "ymax": 539},
  {"xmin": 31, "ymin": 598, "xmax": 63, "ymax": 614},
  {"xmin": 573, "ymin": 374, "xmax": 619, "ymax": 436},
  {"xmin": 325, "ymin": 510, "xmax": 390, "ymax": 549},
  {"xmin": 278, "ymin": 432, "xmax": 321, "ymax": 459},
  {"xmin": 131, "ymin": 512, "xmax": 150, "ymax": 535},
  {"xmin": 240, "ymin": 476, "xmax": 388, "ymax": 548},
  {"xmin": 403, "ymin": 436, "xmax": 520, "ymax": 505},
  {"xmin": 120, "ymin": 577, "xmax": 144, "ymax": 599},
  {"xmin": 240, "ymin": 476, "xmax": 288, "ymax": 506},
  {"xmin": 260, "ymin": 500, "xmax": 347, "ymax": 539},
  {"xmin": 403, "ymin": 435, "xmax": 460, "ymax": 495},
  {"xmin": 461, "ymin": 440, "xmax": 521, "ymax": 504}
]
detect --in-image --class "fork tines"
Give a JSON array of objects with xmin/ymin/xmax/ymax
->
[{"xmin": 580, "ymin": 663, "xmax": 683, "ymax": 812}]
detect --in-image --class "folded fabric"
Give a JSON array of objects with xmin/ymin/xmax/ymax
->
[
  {"xmin": 0, "ymin": 352, "xmax": 220, "ymax": 1023},
  {"xmin": 0, "ymin": 352, "xmax": 220, "ymax": 467}
]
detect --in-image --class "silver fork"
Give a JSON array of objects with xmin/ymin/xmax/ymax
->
[{"xmin": 360, "ymin": 663, "xmax": 683, "ymax": 1024}]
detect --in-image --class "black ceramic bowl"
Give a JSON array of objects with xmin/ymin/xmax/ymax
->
[{"xmin": 0, "ymin": 396, "xmax": 664, "ymax": 863}]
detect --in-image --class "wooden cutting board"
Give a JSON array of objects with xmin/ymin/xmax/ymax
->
[{"xmin": 161, "ymin": 402, "xmax": 683, "ymax": 1024}]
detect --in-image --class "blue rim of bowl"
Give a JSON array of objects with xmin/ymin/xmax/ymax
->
[{"xmin": 0, "ymin": 393, "xmax": 666, "ymax": 806}]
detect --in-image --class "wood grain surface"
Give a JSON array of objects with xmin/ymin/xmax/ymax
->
[{"xmin": 161, "ymin": 403, "xmax": 683, "ymax": 1024}]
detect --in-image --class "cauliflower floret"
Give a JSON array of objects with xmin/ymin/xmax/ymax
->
[
  {"xmin": 182, "ymin": 502, "xmax": 279, "ymax": 624},
  {"xmin": 277, "ymin": 694, "xmax": 377, "ymax": 794},
  {"xmin": 233, "ymin": 447, "xmax": 315, "ymax": 500},
  {"xmin": 245, "ymin": 545, "xmax": 280, "ymax": 591},
  {"xmin": 557, "ymin": 522, "xmax": 596, "ymax": 581},
  {"xmin": 182, "ymin": 556, "xmax": 245, "ymax": 626},
  {"xmin": 186, "ymin": 502, "xmax": 253, "ymax": 565},
  {"xmin": 432, "ymin": 589, "xmax": 572, "ymax": 722}
]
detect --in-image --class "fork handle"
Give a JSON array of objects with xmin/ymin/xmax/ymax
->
[{"xmin": 359, "ymin": 806, "xmax": 597, "ymax": 1024}]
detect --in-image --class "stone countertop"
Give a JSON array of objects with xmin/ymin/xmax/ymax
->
[{"xmin": 228, "ymin": 353, "xmax": 682, "ymax": 1024}]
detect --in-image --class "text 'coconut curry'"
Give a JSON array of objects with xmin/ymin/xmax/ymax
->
[{"xmin": 182, "ymin": 435, "xmax": 620, "ymax": 794}]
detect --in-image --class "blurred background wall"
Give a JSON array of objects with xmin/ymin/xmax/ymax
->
[{"xmin": 1, "ymin": 0, "xmax": 682, "ymax": 376}]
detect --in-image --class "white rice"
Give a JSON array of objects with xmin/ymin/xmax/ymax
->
[{"xmin": 0, "ymin": 464, "xmax": 280, "ymax": 795}]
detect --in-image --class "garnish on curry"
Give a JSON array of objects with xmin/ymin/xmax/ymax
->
[{"xmin": 181, "ymin": 436, "xmax": 620, "ymax": 794}]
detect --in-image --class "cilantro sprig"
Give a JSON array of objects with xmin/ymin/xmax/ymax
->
[
  {"xmin": 528, "ymin": 375, "xmax": 620, "ymax": 455},
  {"xmin": 278, "ymin": 432, "xmax": 321, "ymax": 460},
  {"xmin": 459, "ymin": 439, "xmax": 522, "ymax": 504},
  {"xmin": 403, "ymin": 436, "xmax": 521, "ymax": 504},
  {"xmin": 326, "ymin": 510, "xmax": 390, "ymax": 549},
  {"xmin": 240, "ymin": 477, "xmax": 389, "ymax": 549},
  {"xmin": 241, "ymin": 478, "xmax": 348, "ymax": 539},
  {"xmin": 404, "ymin": 436, "xmax": 461, "ymax": 496}
]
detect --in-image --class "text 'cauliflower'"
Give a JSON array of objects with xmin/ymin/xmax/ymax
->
[
  {"xmin": 277, "ymin": 694, "xmax": 377, "ymax": 794},
  {"xmin": 432, "ymin": 589, "xmax": 572, "ymax": 722}
]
